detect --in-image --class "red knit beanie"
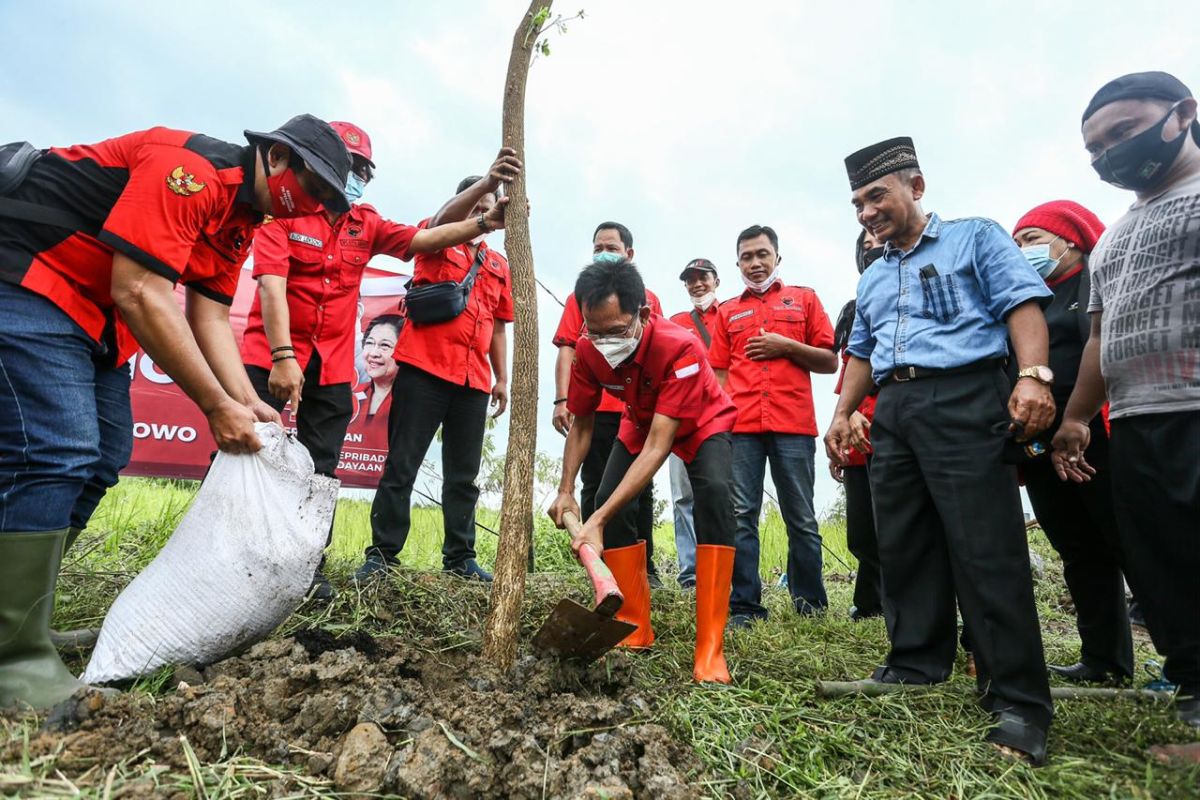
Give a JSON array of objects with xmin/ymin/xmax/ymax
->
[{"xmin": 1013, "ymin": 200, "xmax": 1105, "ymax": 254}]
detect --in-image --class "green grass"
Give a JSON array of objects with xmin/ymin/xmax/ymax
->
[{"xmin": 8, "ymin": 477, "xmax": 1200, "ymax": 798}]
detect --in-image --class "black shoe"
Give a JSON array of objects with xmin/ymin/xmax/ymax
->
[
  {"xmin": 307, "ymin": 570, "xmax": 335, "ymax": 602},
  {"xmin": 1048, "ymin": 661, "xmax": 1126, "ymax": 685},
  {"xmin": 1128, "ymin": 600, "xmax": 1147, "ymax": 628},
  {"xmin": 728, "ymin": 613, "xmax": 763, "ymax": 629},
  {"xmin": 678, "ymin": 578, "xmax": 696, "ymax": 591},
  {"xmin": 794, "ymin": 600, "xmax": 827, "ymax": 618},
  {"xmin": 986, "ymin": 711, "xmax": 1047, "ymax": 766},
  {"xmin": 445, "ymin": 559, "xmax": 493, "ymax": 582},
  {"xmin": 1177, "ymin": 694, "xmax": 1200, "ymax": 728},
  {"xmin": 353, "ymin": 553, "xmax": 393, "ymax": 585},
  {"xmin": 849, "ymin": 605, "xmax": 883, "ymax": 622},
  {"xmin": 870, "ymin": 665, "xmax": 938, "ymax": 685},
  {"xmin": 648, "ymin": 572, "xmax": 664, "ymax": 590}
]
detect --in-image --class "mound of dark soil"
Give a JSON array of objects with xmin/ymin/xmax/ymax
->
[{"xmin": 5, "ymin": 633, "xmax": 702, "ymax": 798}]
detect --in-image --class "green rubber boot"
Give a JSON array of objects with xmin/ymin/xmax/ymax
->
[{"xmin": 1, "ymin": 529, "xmax": 86, "ymax": 709}]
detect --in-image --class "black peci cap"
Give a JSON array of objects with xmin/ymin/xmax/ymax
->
[
  {"xmin": 844, "ymin": 136, "xmax": 920, "ymax": 190},
  {"xmin": 245, "ymin": 114, "xmax": 352, "ymax": 213},
  {"xmin": 679, "ymin": 258, "xmax": 718, "ymax": 280}
]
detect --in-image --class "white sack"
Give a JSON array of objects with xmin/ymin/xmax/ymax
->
[{"xmin": 83, "ymin": 423, "xmax": 338, "ymax": 684}]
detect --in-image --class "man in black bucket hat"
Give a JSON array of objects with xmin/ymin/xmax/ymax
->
[{"xmin": 0, "ymin": 115, "xmax": 349, "ymax": 711}]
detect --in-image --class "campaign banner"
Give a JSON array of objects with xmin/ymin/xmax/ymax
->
[{"xmin": 122, "ymin": 265, "xmax": 408, "ymax": 488}]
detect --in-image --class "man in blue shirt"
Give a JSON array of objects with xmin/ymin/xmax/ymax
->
[{"xmin": 825, "ymin": 137, "xmax": 1057, "ymax": 764}]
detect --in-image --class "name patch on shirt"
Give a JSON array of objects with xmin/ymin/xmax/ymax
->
[
  {"xmin": 729, "ymin": 310, "xmax": 754, "ymax": 323},
  {"xmin": 601, "ymin": 383, "xmax": 625, "ymax": 392},
  {"xmin": 288, "ymin": 232, "xmax": 324, "ymax": 248}
]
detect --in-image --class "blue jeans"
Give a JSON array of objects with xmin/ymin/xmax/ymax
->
[
  {"xmin": 668, "ymin": 454, "xmax": 697, "ymax": 586},
  {"xmin": 0, "ymin": 282, "xmax": 133, "ymax": 533},
  {"xmin": 730, "ymin": 433, "xmax": 826, "ymax": 618}
]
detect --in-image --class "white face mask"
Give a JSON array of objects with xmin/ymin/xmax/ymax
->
[
  {"xmin": 470, "ymin": 232, "xmax": 488, "ymax": 246},
  {"xmin": 742, "ymin": 266, "xmax": 780, "ymax": 294},
  {"xmin": 690, "ymin": 291, "xmax": 717, "ymax": 311},
  {"xmin": 592, "ymin": 319, "xmax": 643, "ymax": 368}
]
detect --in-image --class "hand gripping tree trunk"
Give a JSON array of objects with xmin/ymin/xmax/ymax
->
[{"xmin": 482, "ymin": 0, "xmax": 553, "ymax": 671}]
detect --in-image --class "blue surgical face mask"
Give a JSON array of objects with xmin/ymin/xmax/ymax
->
[
  {"xmin": 1021, "ymin": 239, "xmax": 1062, "ymax": 279},
  {"xmin": 344, "ymin": 173, "xmax": 366, "ymax": 204},
  {"xmin": 593, "ymin": 251, "xmax": 624, "ymax": 265}
]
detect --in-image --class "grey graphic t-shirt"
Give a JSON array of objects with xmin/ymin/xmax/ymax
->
[{"xmin": 1089, "ymin": 173, "xmax": 1200, "ymax": 418}]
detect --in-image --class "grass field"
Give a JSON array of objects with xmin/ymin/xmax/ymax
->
[{"xmin": 4, "ymin": 477, "xmax": 1198, "ymax": 798}]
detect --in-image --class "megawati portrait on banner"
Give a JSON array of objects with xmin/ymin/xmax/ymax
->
[{"xmin": 123, "ymin": 264, "xmax": 408, "ymax": 489}]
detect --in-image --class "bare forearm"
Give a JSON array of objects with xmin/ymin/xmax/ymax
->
[
  {"xmin": 592, "ymin": 424, "xmax": 676, "ymax": 524},
  {"xmin": 410, "ymin": 217, "xmax": 486, "ymax": 254},
  {"xmin": 258, "ymin": 275, "xmax": 293, "ymax": 351},
  {"xmin": 429, "ymin": 182, "xmax": 492, "ymax": 227},
  {"xmin": 489, "ymin": 324, "xmax": 508, "ymax": 385},
  {"xmin": 1063, "ymin": 336, "xmax": 1106, "ymax": 423},
  {"xmin": 1007, "ymin": 301, "xmax": 1050, "ymax": 368},
  {"xmin": 187, "ymin": 298, "xmax": 258, "ymax": 404},
  {"xmin": 555, "ymin": 346, "xmax": 574, "ymax": 397},
  {"xmin": 833, "ymin": 356, "xmax": 874, "ymax": 418},
  {"xmin": 787, "ymin": 340, "xmax": 838, "ymax": 373},
  {"xmin": 559, "ymin": 414, "xmax": 595, "ymax": 492},
  {"xmin": 715, "ymin": 368, "xmax": 728, "ymax": 388},
  {"xmin": 111, "ymin": 258, "xmax": 229, "ymax": 413}
]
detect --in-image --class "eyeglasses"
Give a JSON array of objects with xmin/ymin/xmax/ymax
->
[{"xmin": 585, "ymin": 310, "xmax": 643, "ymax": 341}]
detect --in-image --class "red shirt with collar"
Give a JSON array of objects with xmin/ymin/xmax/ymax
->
[
  {"xmin": 833, "ymin": 351, "xmax": 876, "ymax": 467},
  {"xmin": 567, "ymin": 315, "xmax": 736, "ymax": 462},
  {"xmin": 241, "ymin": 204, "xmax": 417, "ymax": 385},
  {"xmin": 708, "ymin": 282, "xmax": 835, "ymax": 436},
  {"xmin": 553, "ymin": 289, "xmax": 663, "ymax": 413},
  {"xmin": 668, "ymin": 303, "xmax": 719, "ymax": 352},
  {"xmin": 0, "ymin": 127, "xmax": 259, "ymax": 362},
  {"xmin": 353, "ymin": 379, "xmax": 393, "ymax": 430},
  {"xmin": 396, "ymin": 232, "xmax": 513, "ymax": 392}
]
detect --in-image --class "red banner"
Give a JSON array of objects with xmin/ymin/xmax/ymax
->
[{"xmin": 122, "ymin": 266, "xmax": 408, "ymax": 488}]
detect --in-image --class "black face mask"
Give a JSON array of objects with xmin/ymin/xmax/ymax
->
[
  {"xmin": 1092, "ymin": 103, "xmax": 1188, "ymax": 191},
  {"xmin": 861, "ymin": 246, "xmax": 885, "ymax": 272}
]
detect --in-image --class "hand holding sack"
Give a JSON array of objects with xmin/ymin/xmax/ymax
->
[{"xmin": 83, "ymin": 424, "xmax": 338, "ymax": 684}]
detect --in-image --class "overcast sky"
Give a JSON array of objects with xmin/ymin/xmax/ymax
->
[{"xmin": 3, "ymin": 0, "xmax": 1194, "ymax": 515}]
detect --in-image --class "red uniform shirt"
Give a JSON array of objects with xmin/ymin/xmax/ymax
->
[
  {"xmin": 708, "ymin": 282, "xmax": 835, "ymax": 436},
  {"xmin": 241, "ymin": 204, "xmax": 417, "ymax": 385},
  {"xmin": 396, "ymin": 233, "xmax": 513, "ymax": 392},
  {"xmin": 0, "ymin": 128, "xmax": 259, "ymax": 363},
  {"xmin": 668, "ymin": 304, "xmax": 719, "ymax": 352},
  {"xmin": 567, "ymin": 316, "xmax": 736, "ymax": 462},
  {"xmin": 833, "ymin": 351, "xmax": 877, "ymax": 467},
  {"xmin": 554, "ymin": 289, "xmax": 663, "ymax": 413}
]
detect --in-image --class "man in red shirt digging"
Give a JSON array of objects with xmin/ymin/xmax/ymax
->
[{"xmin": 549, "ymin": 258, "xmax": 738, "ymax": 683}]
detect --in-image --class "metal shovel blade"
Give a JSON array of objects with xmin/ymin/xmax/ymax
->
[{"xmin": 533, "ymin": 598, "xmax": 637, "ymax": 662}]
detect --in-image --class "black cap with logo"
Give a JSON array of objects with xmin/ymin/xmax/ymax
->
[{"xmin": 679, "ymin": 258, "xmax": 718, "ymax": 281}]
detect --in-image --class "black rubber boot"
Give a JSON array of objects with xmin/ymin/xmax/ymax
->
[{"xmin": 1, "ymin": 529, "xmax": 86, "ymax": 709}]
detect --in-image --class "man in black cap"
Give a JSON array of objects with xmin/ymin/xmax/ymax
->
[
  {"xmin": 0, "ymin": 115, "xmax": 349, "ymax": 710},
  {"xmin": 825, "ymin": 136, "xmax": 1057, "ymax": 763},
  {"xmin": 1054, "ymin": 71, "xmax": 1200, "ymax": 729},
  {"xmin": 667, "ymin": 258, "xmax": 722, "ymax": 588}
]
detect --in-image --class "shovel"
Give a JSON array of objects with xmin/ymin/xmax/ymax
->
[{"xmin": 533, "ymin": 511, "xmax": 636, "ymax": 662}]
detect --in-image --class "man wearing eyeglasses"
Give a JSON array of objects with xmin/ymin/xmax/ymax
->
[{"xmin": 241, "ymin": 123, "xmax": 521, "ymax": 598}]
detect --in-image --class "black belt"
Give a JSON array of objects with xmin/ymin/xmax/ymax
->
[{"xmin": 883, "ymin": 357, "xmax": 1005, "ymax": 385}]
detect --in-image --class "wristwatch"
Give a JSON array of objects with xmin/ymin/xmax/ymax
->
[{"xmin": 1017, "ymin": 365, "xmax": 1054, "ymax": 386}]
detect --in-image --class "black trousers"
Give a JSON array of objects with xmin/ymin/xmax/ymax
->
[
  {"xmin": 870, "ymin": 367, "xmax": 1052, "ymax": 729},
  {"xmin": 1109, "ymin": 410, "xmax": 1200, "ymax": 693},
  {"xmin": 1024, "ymin": 414, "xmax": 1132, "ymax": 677},
  {"xmin": 583, "ymin": 411, "xmax": 656, "ymax": 569},
  {"xmin": 246, "ymin": 352, "xmax": 352, "ymax": 477},
  {"xmin": 844, "ymin": 463, "xmax": 883, "ymax": 616},
  {"xmin": 596, "ymin": 434, "xmax": 734, "ymax": 550},
  {"xmin": 368, "ymin": 365, "xmax": 488, "ymax": 569}
]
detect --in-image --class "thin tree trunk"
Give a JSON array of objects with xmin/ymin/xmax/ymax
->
[{"xmin": 482, "ymin": 0, "xmax": 553, "ymax": 671}]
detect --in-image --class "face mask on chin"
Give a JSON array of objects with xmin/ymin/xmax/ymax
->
[
  {"xmin": 593, "ymin": 251, "xmax": 624, "ymax": 265},
  {"xmin": 470, "ymin": 232, "xmax": 488, "ymax": 246},
  {"xmin": 742, "ymin": 266, "xmax": 780, "ymax": 294},
  {"xmin": 690, "ymin": 291, "xmax": 717, "ymax": 311},
  {"xmin": 1093, "ymin": 103, "xmax": 1189, "ymax": 191}
]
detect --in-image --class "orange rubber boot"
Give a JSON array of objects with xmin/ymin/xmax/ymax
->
[
  {"xmin": 601, "ymin": 541, "xmax": 655, "ymax": 649},
  {"xmin": 694, "ymin": 544, "xmax": 735, "ymax": 683}
]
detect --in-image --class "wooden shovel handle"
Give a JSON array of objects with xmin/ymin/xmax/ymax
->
[{"xmin": 563, "ymin": 511, "xmax": 623, "ymax": 616}]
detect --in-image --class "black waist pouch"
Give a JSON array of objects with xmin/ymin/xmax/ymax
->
[{"xmin": 403, "ymin": 247, "xmax": 485, "ymax": 325}]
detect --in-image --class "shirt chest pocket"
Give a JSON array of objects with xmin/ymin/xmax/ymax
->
[
  {"xmin": 337, "ymin": 238, "xmax": 371, "ymax": 289},
  {"xmin": 770, "ymin": 307, "xmax": 807, "ymax": 341},
  {"xmin": 288, "ymin": 244, "xmax": 326, "ymax": 279},
  {"xmin": 725, "ymin": 312, "xmax": 757, "ymax": 347},
  {"xmin": 472, "ymin": 257, "xmax": 506, "ymax": 312},
  {"xmin": 918, "ymin": 269, "xmax": 962, "ymax": 324}
]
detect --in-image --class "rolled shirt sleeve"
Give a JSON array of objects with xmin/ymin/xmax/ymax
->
[{"xmin": 972, "ymin": 220, "xmax": 1052, "ymax": 320}]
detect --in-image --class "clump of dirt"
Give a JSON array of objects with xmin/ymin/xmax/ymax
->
[{"xmin": 4, "ymin": 633, "xmax": 702, "ymax": 798}]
